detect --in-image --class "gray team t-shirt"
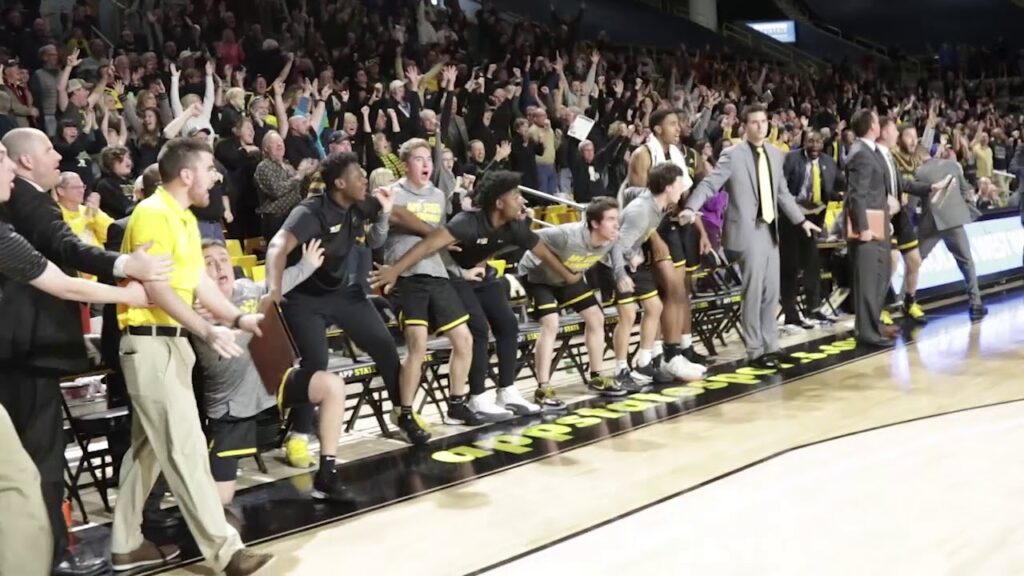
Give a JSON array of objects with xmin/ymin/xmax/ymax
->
[
  {"xmin": 607, "ymin": 189, "xmax": 664, "ymax": 279},
  {"xmin": 383, "ymin": 177, "xmax": 452, "ymax": 279},
  {"xmin": 518, "ymin": 222, "xmax": 612, "ymax": 286}
]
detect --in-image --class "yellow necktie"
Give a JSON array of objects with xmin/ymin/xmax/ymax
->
[
  {"xmin": 811, "ymin": 159, "xmax": 822, "ymax": 204},
  {"xmin": 757, "ymin": 146, "xmax": 775, "ymax": 224}
]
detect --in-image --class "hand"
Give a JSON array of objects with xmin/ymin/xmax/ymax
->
[
  {"xmin": 886, "ymin": 194, "xmax": 901, "ymax": 216},
  {"xmin": 123, "ymin": 241, "xmax": 173, "ymax": 282},
  {"xmin": 858, "ymin": 229, "xmax": 875, "ymax": 242},
  {"xmin": 373, "ymin": 185, "xmax": 394, "ymax": 212},
  {"xmin": 930, "ymin": 174, "xmax": 953, "ymax": 194},
  {"xmin": 301, "ymin": 238, "xmax": 325, "ymax": 269},
  {"xmin": 84, "ymin": 192, "xmax": 101, "ymax": 211},
  {"xmin": 66, "ymin": 48, "xmax": 82, "ymax": 69},
  {"xmin": 677, "ymin": 209, "xmax": 698, "ymax": 225},
  {"xmin": 297, "ymin": 158, "xmax": 319, "ymax": 176},
  {"xmin": 169, "ymin": 62, "xmax": 180, "ymax": 78},
  {"xmin": 236, "ymin": 313, "xmax": 265, "ymax": 337},
  {"xmin": 405, "ymin": 65, "xmax": 421, "ymax": 88},
  {"xmin": 698, "ymin": 231, "xmax": 713, "ymax": 255},
  {"xmin": 801, "ymin": 220, "xmax": 822, "ymax": 237},
  {"xmin": 187, "ymin": 101, "xmax": 203, "ymax": 117},
  {"xmin": 205, "ymin": 59, "xmax": 215, "ymax": 77},
  {"xmin": 120, "ymin": 281, "xmax": 151, "ymax": 308},
  {"xmin": 203, "ymin": 324, "xmax": 243, "ymax": 358},
  {"xmin": 466, "ymin": 266, "xmax": 486, "ymax": 281},
  {"xmin": 590, "ymin": 50, "xmax": 601, "ymax": 65},
  {"xmin": 616, "ymin": 274, "xmax": 635, "ymax": 294},
  {"xmin": 369, "ymin": 262, "xmax": 399, "ymax": 294},
  {"xmin": 495, "ymin": 140, "xmax": 512, "ymax": 161}
]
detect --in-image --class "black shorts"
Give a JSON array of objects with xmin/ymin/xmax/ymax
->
[
  {"xmin": 659, "ymin": 219, "xmax": 702, "ymax": 272},
  {"xmin": 395, "ymin": 275, "xmax": 470, "ymax": 334},
  {"xmin": 890, "ymin": 210, "xmax": 919, "ymax": 253},
  {"xmin": 208, "ymin": 366, "xmax": 314, "ymax": 482},
  {"xmin": 592, "ymin": 262, "xmax": 658, "ymax": 307},
  {"xmin": 520, "ymin": 276, "xmax": 600, "ymax": 319}
]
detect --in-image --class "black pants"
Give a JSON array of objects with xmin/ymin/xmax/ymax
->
[
  {"xmin": 452, "ymin": 278, "xmax": 519, "ymax": 395},
  {"xmin": 282, "ymin": 287, "xmax": 400, "ymax": 433},
  {"xmin": 779, "ymin": 219, "xmax": 822, "ymax": 323},
  {"xmin": 0, "ymin": 369, "xmax": 67, "ymax": 567}
]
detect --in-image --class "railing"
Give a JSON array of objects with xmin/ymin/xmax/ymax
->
[{"xmin": 519, "ymin": 185, "xmax": 586, "ymax": 210}]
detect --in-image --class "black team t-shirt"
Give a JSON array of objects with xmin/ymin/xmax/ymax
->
[{"xmin": 444, "ymin": 209, "xmax": 540, "ymax": 270}]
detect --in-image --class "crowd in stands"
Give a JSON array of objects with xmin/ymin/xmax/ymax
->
[{"xmin": 0, "ymin": 0, "xmax": 1023, "ymax": 574}]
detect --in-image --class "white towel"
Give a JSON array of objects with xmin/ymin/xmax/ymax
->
[{"xmin": 645, "ymin": 137, "xmax": 693, "ymax": 191}]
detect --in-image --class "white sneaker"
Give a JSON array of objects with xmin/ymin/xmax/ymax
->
[
  {"xmin": 468, "ymin": 394, "xmax": 515, "ymax": 422},
  {"xmin": 659, "ymin": 354, "xmax": 706, "ymax": 382},
  {"xmin": 496, "ymin": 386, "xmax": 541, "ymax": 415}
]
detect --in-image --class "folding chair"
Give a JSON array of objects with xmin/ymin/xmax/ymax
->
[{"xmin": 61, "ymin": 395, "xmax": 129, "ymax": 515}]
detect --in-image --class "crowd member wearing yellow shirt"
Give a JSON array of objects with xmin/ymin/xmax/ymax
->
[
  {"xmin": 111, "ymin": 137, "xmax": 273, "ymax": 576},
  {"xmin": 54, "ymin": 171, "xmax": 112, "ymax": 251}
]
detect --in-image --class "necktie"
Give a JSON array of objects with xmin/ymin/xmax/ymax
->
[
  {"xmin": 757, "ymin": 146, "xmax": 775, "ymax": 224},
  {"xmin": 811, "ymin": 159, "xmax": 822, "ymax": 204}
]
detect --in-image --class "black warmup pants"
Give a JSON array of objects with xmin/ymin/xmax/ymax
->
[
  {"xmin": 282, "ymin": 287, "xmax": 400, "ymax": 434},
  {"xmin": 779, "ymin": 219, "xmax": 823, "ymax": 323},
  {"xmin": 0, "ymin": 369, "xmax": 67, "ymax": 567},
  {"xmin": 452, "ymin": 278, "xmax": 519, "ymax": 395}
]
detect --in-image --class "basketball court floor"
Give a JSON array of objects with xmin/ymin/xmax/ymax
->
[{"xmin": 69, "ymin": 285, "xmax": 1024, "ymax": 576}]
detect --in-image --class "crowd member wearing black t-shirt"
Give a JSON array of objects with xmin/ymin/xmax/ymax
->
[
  {"xmin": 265, "ymin": 151, "xmax": 398, "ymax": 465},
  {"xmin": 372, "ymin": 170, "xmax": 579, "ymax": 412}
]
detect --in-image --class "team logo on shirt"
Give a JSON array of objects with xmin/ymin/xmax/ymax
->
[{"xmin": 330, "ymin": 224, "xmax": 342, "ymax": 233}]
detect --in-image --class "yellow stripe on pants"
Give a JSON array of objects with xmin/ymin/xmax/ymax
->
[
  {"xmin": 0, "ymin": 404, "xmax": 51, "ymax": 576},
  {"xmin": 111, "ymin": 334, "xmax": 244, "ymax": 571}
]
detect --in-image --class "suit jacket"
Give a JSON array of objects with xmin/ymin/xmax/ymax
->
[
  {"xmin": 783, "ymin": 149, "xmax": 843, "ymax": 223},
  {"xmin": 0, "ymin": 176, "xmax": 119, "ymax": 373},
  {"xmin": 686, "ymin": 140, "xmax": 805, "ymax": 252},
  {"xmin": 914, "ymin": 159, "xmax": 973, "ymax": 233},
  {"xmin": 845, "ymin": 140, "xmax": 892, "ymax": 240}
]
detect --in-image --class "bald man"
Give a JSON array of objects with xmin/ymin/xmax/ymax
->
[{"xmin": 0, "ymin": 127, "xmax": 172, "ymax": 570}]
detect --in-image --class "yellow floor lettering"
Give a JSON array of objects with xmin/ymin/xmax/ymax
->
[
  {"xmin": 522, "ymin": 424, "xmax": 575, "ymax": 442},
  {"xmin": 431, "ymin": 445, "xmax": 494, "ymax": 464},
  {"xmin": 475, "ymin": 435, "xmax": 533, "ymax": 455}
]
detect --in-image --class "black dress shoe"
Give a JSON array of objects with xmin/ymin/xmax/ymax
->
[
  {"xmin": 770, "ymin": 352, "xmax": 801, "ymax": 365},
  {"xmin": 54, "ymin": 552, "xmax": 108, "ymax": 576},
  {"xmin": 969, "ymin": 305, "xmax": 988, "ymax": 321},
  {"xmin": 143, "ymin": 506, "xmax": 184, "ymax": 530},
  {"xmin": 749, "ymin": 355, "xmax": 782, "ymax": 370},
  {"xmin": 858, "ymin": 338, "xmax": 894, "ymax": 349}
]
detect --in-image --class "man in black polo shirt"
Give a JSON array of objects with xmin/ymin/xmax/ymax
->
[
  {"xmin": 372, "ymin": 170, "xmax": 580, "ymax": 412},
  {"xmin": 265, "ymin": 151, "xmax": 407, "ymax": 458}
]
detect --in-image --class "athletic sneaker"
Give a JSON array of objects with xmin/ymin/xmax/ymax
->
[
  {"xmin": 285, "ymin": 434, "xmax": 315, "ymax": 469},
  {"xmin": 389, "ymin": 407, "xmax": 432, "ymax": 434},
  {"xmin": 586, "ymin": 374, "xmax": 628, "ymax": 396},
  {"xmin": 312, "ymin": 469, "xmax": 354, "ymax": 502},
  {"xmin": 395, "ymin": 411, "xmax": 431, "ymax": 445},
  {"xmin": 111, "ymin": 541, "xmax": 180, "ymax": 571},
  {"xmin": 631, "ymin": 361, "xmax": 657, "ymax": 384},
  {"xmin": 880, "ymin": 310, "xmax": 894, "ymax": 326},
  {"xmin": 464, "ymin": 394, "xmax": 514, "ymax": 423},
  {"xmin": 682, "ymin": 346, "xmax": 712, "ymax": 367},
  {"xmin": 534, "ymin": 386, "xmax": 568, "ymax": 411},
  {"xmin": 615, "ymin": 369, "xmax": 649, "ymax": 393},
  {"xmin": 658, "ymin": 354, "xmax": 705, "ymax": 382},
  {"xmin": 496, "ymin": 385, "xmax": 542, "ymax": 415},
  {"xmin": 905, "ymin": 302, "xmax": 927, "ymax": 323}
]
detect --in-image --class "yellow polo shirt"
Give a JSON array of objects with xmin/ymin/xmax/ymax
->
[{"xmin": 117, "ymin": 187, "xmax": 203, "ymax": 328}]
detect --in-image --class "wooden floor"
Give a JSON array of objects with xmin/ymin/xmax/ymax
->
[{"xmin": 165, "ymin": 295, "xmax": 1024, "ymax": 576}]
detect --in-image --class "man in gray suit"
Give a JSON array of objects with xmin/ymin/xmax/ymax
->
[
  {"xmin": 915, "ymin": 146, "xmax": 987, "ymax": 320},
  {"xmin": 681, "ymin": 104, "xmax": 820, "ymax": 369}
]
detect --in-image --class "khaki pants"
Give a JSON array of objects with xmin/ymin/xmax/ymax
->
[
  {"xmin": 112, "ymin": 334, "xmax": 243, "ymax": 570},
  {"xmin": 0, "ymin": 403, "xmax": 52, "ymax": 576}
]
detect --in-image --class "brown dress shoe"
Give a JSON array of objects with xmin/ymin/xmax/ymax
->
[
  {"xmin": 225, "ymin": 549, "xmax": 274, "ymax": 576},
  {"xmin": 110, "ymin": 540, "xmax": 181, "ymax": 571}
]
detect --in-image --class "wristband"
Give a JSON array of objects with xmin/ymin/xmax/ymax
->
[{"xmin": 231, "ymin": 313, "xmax": 244, "ymax": 329}]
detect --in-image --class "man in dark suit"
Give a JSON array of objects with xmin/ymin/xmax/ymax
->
[
  {"xmin": 781, "ymin": 130, "xmax": 844, "ymax": 327},
  {"xmin": 0, "ymin": 128, "xmax": 170, "ymax": 573}
]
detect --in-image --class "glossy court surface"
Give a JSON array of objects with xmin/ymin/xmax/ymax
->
[{"xmin": 89, "ymin": 289, "xmax": 1024, "ymax": 575}]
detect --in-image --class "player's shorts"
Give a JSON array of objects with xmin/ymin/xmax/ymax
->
[
  {"xmin": 658, "ymin": 219, "xmax": 702, "ymax": 272},
  {"xmin": 890, "ymin": 210, "xmax": 919, "ymax": 253},
  {"xmin": 592, "ymin": 262, "xmax": 658, "ymax": 307},
  {"xmin": 520, "ymin": 276, "xmax": 600, "ymax": 319},
  {"xmin": 394, "ymin": 275, "xmax": 470, "ymax": 334},
  {"xmin": 208, "ymin": 366, "xmax": 315, "ymax": 482}
]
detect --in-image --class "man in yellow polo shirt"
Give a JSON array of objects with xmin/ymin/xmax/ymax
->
[
  {"xmin": 55, "ymin": 171, "xmax": 113, "ymax": 251},
  {"xmin": 113, "ymin": 137, "xmax": 273, "ymax": 576}
]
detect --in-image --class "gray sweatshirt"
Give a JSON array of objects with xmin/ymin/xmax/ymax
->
[
  {"xmin": 193, "ymin": 259, "xmax": 316, "ymax": 419},
  {"xmin": 608, "ymin": 189, "xmax": 664, "ymax": 280},
  {"xmin": 384, "ymin": 177, "xmax": 451, "ymax": 279},
  {"xmin": 519, "ymin": 222, "xmax": 613, "ymax": 286}
]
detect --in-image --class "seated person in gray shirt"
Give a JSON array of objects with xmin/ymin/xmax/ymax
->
[
  {"xmin": 195, "ymin": 238, "xmax": 352, "ymax": 505},
  {"xmin": 517, "ymin": 197, "xmax": 627, "ymax": 406}
]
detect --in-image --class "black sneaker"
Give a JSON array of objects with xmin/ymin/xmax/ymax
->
[
  {"xmin": 646, "ymin": 355, "xmax": 675, "ymax": 385},
  {"xmin": 682, "ymin": 346, "xmax": 713, "ymax": 367},
  {"xmin": 615, "ymin": 369, "xmax": 649, "ymax": 393},
  {"xmin": 396, "ymin": 411, "xmax": 432, "ymax": 445},
  {"xmin": 534, "ymin": 386, "xmax": 568, "ymax": 411},
  {"xmin": 312, "ymin": 470, "xmax": 354, "ymax": 502},
  {"xmin": 586, "ymin": 374, "xmax": 628, "ymax": 397},
  {"xmin": 447, "ymin": 401, "xmax": 485, "ymax": 426}
]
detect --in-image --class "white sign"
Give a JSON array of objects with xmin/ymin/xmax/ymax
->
[
  {"xmin": 746, "ymin": 21, "xmax": 797, "ymax": 44},
  {"xmin": 568, "ymin": 115, "xmax": 596, "ymax": 142}
]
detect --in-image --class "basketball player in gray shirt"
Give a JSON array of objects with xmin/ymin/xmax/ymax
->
[
  {"xmin": 517, "ymin": 197, "xmax": 626, "ymax": 404},
  {"xmin": 194, "ymin": 238, "xmax": 352, "ymax": 505}
]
